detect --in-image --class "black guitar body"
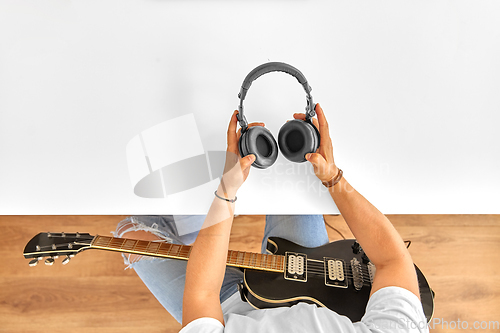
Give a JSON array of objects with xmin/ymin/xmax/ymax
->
[{"xmin": 240, "ymin": 237, "xmax": 434, "ymax": 323}]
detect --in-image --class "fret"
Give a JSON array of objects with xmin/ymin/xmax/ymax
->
[
  {"xmin": 261, "ymin": 254, "xmax": 267, "ymax": 269},
  {"xmin": 227, "ymin": 250, "xmax": 234, "ymax": 265},
  {"xmin": 158, "ymin": 243, "xmax": 173, "ymax": 256},
  {"xmin": 122, "ymin": 239, "xmax": 136, "ymax": 251},
  {"xmin": 131, "ymin": 240, "xmax": 143, "ymax": 253},
  {"xmin": 271, "ymin": 255, "xmax": 276, "ymax": 270},
  {"xmin": 177, "ymin": 245, "xmax": 185, "ymax": 257},
  {"xmin": 169, "ymin": 244, "xmax": 181, "ymax": 257},
  {"xmin": 237, "ymin": 252, "xmax": 244, "ymax": 266},
  {"xmin": 109, "ymin": 237, "xmax": 125, "ymax": 249},
  {"xmin": 243, "ymin": 252, "xmax": 251, "ymax": 266},
  {"xmin": 232, "ymin": 251, "xmax": 239, "ymax": 265},
  {"xmin": 94, "ymin": 236, "xmax": 112, "ymax": 247},
  {"xmin": 229, "ymin": 250, "xmax": 238, "ymax": 266},
  {"xmin": 132, "ymin": 240, "xmax": 142, "ymax": 252},
  {"xmin": 147, "ymin": 242, "xmax": 161, "ymax": 255},
  {"xmin": 256, "ymin": 253, "xmax": 262, "ymax": 268},
  {"xmin": 249, "ymin": 253, "xmax": 257, "ymax": 267},
  {"xmin": 178, "ymin": 245, "xmax": 190, "ymax": 259}
]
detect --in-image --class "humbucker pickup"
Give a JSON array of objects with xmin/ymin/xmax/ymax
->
[
  {"xmin": 284, "ymin": 252, "xmax": 307, "ymax": 282},
  {"xmin": 323, "ymin": 257, "xmax": 348, "ymax": 288}
]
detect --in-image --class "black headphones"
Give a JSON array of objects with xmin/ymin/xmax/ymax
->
[{"xmin": 236, "ymin": 62, "xmax": 321, "ymax": 169}]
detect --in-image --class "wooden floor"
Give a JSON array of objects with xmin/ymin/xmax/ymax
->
[{"xmin": 1, "ymin": 215, "xmax": 499, "ymax": 332}]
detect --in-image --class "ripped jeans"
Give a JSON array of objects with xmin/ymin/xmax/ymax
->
[{"xmin": 113, "ymin": 215, "xmax": 330, "ymax": 324}]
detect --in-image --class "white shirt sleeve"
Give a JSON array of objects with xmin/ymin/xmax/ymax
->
[
  {"xmin": 360, "ymin": 286, "xmax": 429, "ymax": 332},
  {"xmin": 179, "ymin": 317, "xmax": 224, "ymax": 333}
]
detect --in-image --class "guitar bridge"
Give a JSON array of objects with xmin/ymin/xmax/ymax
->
[
  {"xmin": 323, "ymin": 257, "xmax": 348, "ymax": 288},
  {"xmin": 284, "ymin": 252, "xmax": 307, "ymax": 282},
  {"xmin": 350, "ymin": 257, "xmax": 364, "ymax": 291}
]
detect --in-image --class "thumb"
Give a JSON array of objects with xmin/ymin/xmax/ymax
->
[
  {"xmin": 242, "ymin": 154, "xmax": 256, "ymax": 169},
  {"xmin": 306, "ymin": 153, "xmax": 323, "ymax": 166},
  {"xmin": 305, "ymin": 153, "xmax": 325, "ymax": 171}
]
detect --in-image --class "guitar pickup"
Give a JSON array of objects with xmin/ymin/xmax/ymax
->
[
  {"xmin": 284, "ymin": 252, "xmax": 307, "ymax": 282},
  {"xmin": 324, "ymin": 257, "xmax": 348, "ymax": 288}
]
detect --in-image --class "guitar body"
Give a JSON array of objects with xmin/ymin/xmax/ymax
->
[{"xmin": 240, "ymin": 237, "xmax": 434, "ymax": 323}]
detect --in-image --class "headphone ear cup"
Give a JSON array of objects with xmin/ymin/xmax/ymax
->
[
  {"xmin": 278, "ymin": 119, "xmax": 320, "ymax": 163},
  {"xmin": 238, "ymin": 126, "xmax": 278, "ymax": 169}
]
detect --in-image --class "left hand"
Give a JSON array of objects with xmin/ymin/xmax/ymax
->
[{"xmin": 220, "ymin": 110, "xmax": 264, "ymax": 193}]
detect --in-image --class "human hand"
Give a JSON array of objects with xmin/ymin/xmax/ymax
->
[
  {"xmin": 220, "ymin": 110, "xmax": 265, "ymax": 193},
  {"xmin": 291, "ymin": 103, "xmax": 339, "ymax": 183}
]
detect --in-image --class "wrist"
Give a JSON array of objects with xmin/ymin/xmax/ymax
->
[
  {"xmin": 217, "ymin": 182, "xmax": 237, "ymax": 199},
  {"xmin": 321, "ymin": 165, "xmax": 339, "ymax": 183},
  {"xmin": 321, "ymin": 166, "xmax": 342, "ymax": 188}
]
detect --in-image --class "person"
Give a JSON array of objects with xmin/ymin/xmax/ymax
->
[{"xmin": 114, "ymin": 104, "xmax": 429, "ymax": 332}]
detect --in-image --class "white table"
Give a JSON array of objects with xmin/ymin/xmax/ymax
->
[{"xmin": 1, "ymin": 1, "xmax": 499, "ymax": 214}]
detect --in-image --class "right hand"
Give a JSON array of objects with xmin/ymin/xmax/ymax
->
[
  {"xmin": 291, "ymin": 103, "xmax": 339, "ymax": 183},
  {"xmin": 221, "ymin": 110, "xmax": 264, "ymax": 193}
]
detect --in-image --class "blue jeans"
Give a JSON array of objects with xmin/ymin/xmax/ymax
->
[{"xmin": 113, "ymin": 215, "xmax": 329, "ymax": 324}]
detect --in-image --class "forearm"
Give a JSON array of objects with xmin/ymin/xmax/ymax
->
[
  {"xmin": 184, "ymin": 182, "xmax": 236, "ymax": 297},
  {"xmin": 182, "ymin": 182, "xmax": 237, "ymax": 326},
  {"xmin": 328, "ymin": 177, "xmax": 411, "ymax": 268}
]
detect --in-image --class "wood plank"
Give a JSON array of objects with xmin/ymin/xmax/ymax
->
[{"xmin": 3, "ymin": 214, "xmax": 500, "ymax": 332}]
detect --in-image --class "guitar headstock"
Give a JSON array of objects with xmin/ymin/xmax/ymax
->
[{"xmin": 23, "ymin": 232, "xmax": 95, "ymax": 266}]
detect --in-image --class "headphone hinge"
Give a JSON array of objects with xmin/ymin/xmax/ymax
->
[
  {"xmin": 237, "ymin": 106, "xmax": 248, "ymax": 132},
  {"xmin": 305, "ymin": 95, "xmax": 316, "ymax": 119}
]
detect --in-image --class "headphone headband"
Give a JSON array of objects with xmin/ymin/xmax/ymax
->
[{"xmin": 236, "ymin": 62, "xmax": 315, "ymax": 132}]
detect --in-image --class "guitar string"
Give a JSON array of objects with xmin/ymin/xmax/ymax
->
[
  {"xmin": 35, "ymin": 242, "xmax": 373, "ymax": 276},
  {"xmin": 35, "ymin": 242, "xmax": 373, "ymax": 271},
  {"xmin": 305, "ymin": 262, "xmax": 371, "ymax": 273},
  {"xmin": 224, "ymin": 259, "xmax": 371, "ymax": 274},
  {"xmin": 303, "ymin": 263, "xmax": 371, "ymax": 275}
]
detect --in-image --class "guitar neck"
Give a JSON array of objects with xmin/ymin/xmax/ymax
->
[{"xmin": 90, "ymin": 235, "xmax": 284, "ymax": 273}]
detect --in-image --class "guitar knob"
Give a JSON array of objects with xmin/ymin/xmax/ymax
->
[
  {"xmin": 45, "ymin": 258, "xmax": 55, "ymax": 266},
  {"xmin": 62, "ymin": 256, "xmax": 71, "ymax": 265},
  {"xmin": 29, "ymin": 259, "xmax": 39, "ymax": 267},
  {"xmin": 351, "ymin": 241, "xmax": 361, "ymax": 254}
]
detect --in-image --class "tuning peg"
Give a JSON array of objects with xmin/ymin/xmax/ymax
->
[
  {"xmin": 29, "ymin": 259, "xmax": 39, "ymax": 267},
  {"xmin": 62, "ymin": 256, "xmax": 71, "ymax": 265},
  {"xmin": 45, "ymin": 257, "xmax": 55, "ymax": 266}
]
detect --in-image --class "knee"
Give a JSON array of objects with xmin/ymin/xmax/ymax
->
[{"xmin": 113, "ymin": 216, "xmax": 170, "ymax": 267}]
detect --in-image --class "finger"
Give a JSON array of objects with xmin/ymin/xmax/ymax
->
[
  {"xmin": 237, "ymin": 122, "xmax": 265, "ymax": 136},
  {"xmin": 314, "ymin": 104, "xmax": 333, "ymax": 149},
  {"xmin": 227, "ymin": 111, "xmax": 240, "ymax": 148},
  {"xmin": 227, "ymin": 110, "xmax": 238, "ymax": 136},
  {"xmin": 315, "ymin": 103, "xmax": 329, "ymax": 134},
  {"xmin": 292, "ymin": 113, "xmax": 319, "ymax": 129}
]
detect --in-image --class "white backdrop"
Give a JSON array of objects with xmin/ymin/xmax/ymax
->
[{"xmin": 0, "ymin": 0, "xmax": 499, "ymax": 214}]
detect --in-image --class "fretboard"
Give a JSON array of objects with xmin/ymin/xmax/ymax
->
[{"xmin": 91, "ymin": 235, "xmax": 284, "ymax": 273}]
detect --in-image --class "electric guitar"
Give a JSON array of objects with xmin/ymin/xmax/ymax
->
[{"xmin": 23, "ymin": 232, "xmax": 434, "ymax": 323}]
